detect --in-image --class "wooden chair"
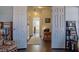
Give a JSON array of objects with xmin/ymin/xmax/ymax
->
[{"xmin": 43, "ymin": 32, "xmax": 51, "ymax": 40}]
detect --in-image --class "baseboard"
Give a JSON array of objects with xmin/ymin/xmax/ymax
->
[
  {"xmin": 52, "ymin": 48, "xmax": 65, "ymax": 50},
  {"xmin": 17, "ymin": 48, "xmax": 26, "ymax": 50}
]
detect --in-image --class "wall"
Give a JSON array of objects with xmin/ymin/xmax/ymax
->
[
  {"xmin": 65, "ymin": 6, "xmax": 78, "ymax": 21},
  {"xmin": 27, "ymin": 7, "xmax": 52, "ymax": 38},
  {"xmin": 0, "ymin": 6, "xmax": 13, "ymax": 22}
]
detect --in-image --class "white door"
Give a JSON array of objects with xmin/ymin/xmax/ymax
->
[
  {"xmin": 13, "ymin": 7, "xmax": 27, "ymax": 49},
  {"xmin": 52, "ymin": 6, "xmax": 65, "ymax": 48}
]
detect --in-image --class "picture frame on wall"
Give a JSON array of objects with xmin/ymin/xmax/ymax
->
[{"xmin": 45, "ymin": 18, "xmax": 51, "ymax": 23}]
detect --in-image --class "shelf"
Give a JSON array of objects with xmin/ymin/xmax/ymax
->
[
  {"xmin": 0, "ymin": 22, "xmax": 13, "ymax": 40},
  {"xmin": 65, "ymin": 21, "xmax": 78, "ymax": 51}
]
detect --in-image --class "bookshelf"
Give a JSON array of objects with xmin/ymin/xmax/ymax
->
[
  {"xmin": 0, "ymin": 22, "xmax": 13, "ymax": 40},
  {"xmin": 65, "ymin": 21, "xmax": 78, "ymax": 52}
]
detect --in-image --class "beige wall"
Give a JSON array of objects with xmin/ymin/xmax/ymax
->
[{"xmin": 27, "ymin": 7, "xmax": 52, "ymax": 38}]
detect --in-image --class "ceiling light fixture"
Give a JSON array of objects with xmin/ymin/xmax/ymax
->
[
  {"xmin": 38, "ymin": 6, "xmax": 43, "ymax": 8},
  {"xmin": 34, "ymin": 11, "xmax": 38, "ymax": 16}
]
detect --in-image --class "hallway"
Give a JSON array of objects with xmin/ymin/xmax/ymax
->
[
  {"xmin": 27, "ymin": 35, "xmax": 51, "ymax": 52},
  {"xmin": 28, "ymin": 36, "xmax": 42, "ymax": 45},
  {"xmin": 27, "ymin": 40, "xmax": 51, "ymax": 52},
  {"xmin": 26, "ymin": 6, "xmax": 52, "ymax": 52}
]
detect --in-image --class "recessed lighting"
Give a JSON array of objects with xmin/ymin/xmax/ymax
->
[
  {"xmin": 34, "ymin": 11, "xmax": 38, "ymax": 16},
  {"xmin": 38, "ymin": 6, "xmax": 43, "ymax": 8}
]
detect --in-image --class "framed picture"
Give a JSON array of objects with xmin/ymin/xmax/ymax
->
[{"xmin": 45, "ymin": 18, "xmax": 51, "ymax": 23}]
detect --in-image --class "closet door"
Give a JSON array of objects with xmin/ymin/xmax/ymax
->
[
  {"xmin": 13, "ymin": 7, "xmax": 27, "ymax": 49},
  {"xmin": 52, "ymin": 6, "xmax": 65, "ymax": 48}
]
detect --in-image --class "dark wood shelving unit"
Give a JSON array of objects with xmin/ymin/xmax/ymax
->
[
  {"xmin": 65, "ymin": 21, "xmax": 78, "ymax": 52},
  {"xmin": 0, "ymin": 22, "xmax": 13, "ymax": 40}
]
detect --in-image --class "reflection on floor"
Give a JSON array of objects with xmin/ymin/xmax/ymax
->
[
  {"xmin": 28, "ymin": 36, "xmax": 42, "ymax": 45},
  {"xmin": 27, "ymin": 40, "xmax": 51, "ymax": 52},
  {"xmin": 27, "ymin": 35, "xmax": 51, "ymax": 52}
]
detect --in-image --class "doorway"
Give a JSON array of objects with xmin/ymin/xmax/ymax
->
[
  {"xmin": 28, "ymin": 17, "xmax": 41, "ymax": 45},
  {"xmin": 33, "ymin": 17, "xmax": 40, "ymax": 37},
  {"xmin": 27, "ymin": 6, "xmax": 51, "ymax": 52}
]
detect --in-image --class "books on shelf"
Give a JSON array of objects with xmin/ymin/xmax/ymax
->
[
  {"xmin": 66, "ymin": 21, "xmax": 76, "ymax": 27},
  {"xmin": 65, "ymin": 21, "xmax": 78, "ymax": 51}
]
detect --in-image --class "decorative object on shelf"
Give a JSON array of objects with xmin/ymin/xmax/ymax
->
[
  {"xmin": 65, "ymin": 21, "xmax": 78, "ymax": 52},
  {"xmin": 45, "ymin": 18, "xmax": 50, "ymax": 23}
]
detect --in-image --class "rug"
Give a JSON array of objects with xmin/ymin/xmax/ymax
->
[{"xmin": 28, "ymin": 36, "xmax": 42, "ymax": 45}]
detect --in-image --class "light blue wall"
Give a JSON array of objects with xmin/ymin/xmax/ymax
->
[
  {"xmin": 65, "ymin": 7, "xmax": 78, "ymax": 21},
  {"xmin": 0, "ymin": 6, "xmax": 13, "ymax": 22}
]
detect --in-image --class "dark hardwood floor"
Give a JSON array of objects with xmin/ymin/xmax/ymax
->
[
  {"xmin": 18, "ymin": 40, "xmax": 66, "ymax": 52},
  {"xmin": 27, "ymin": 40, "xmax": 51, "ymax": 52}
]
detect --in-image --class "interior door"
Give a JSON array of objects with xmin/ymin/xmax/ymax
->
[
  {"xmin": 52, "ymin": 6, "xmax": 65, "ymax": 48},
  {"xmin": 13, "ymin": 7, "xmax": 27, "ymax": 49}
]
